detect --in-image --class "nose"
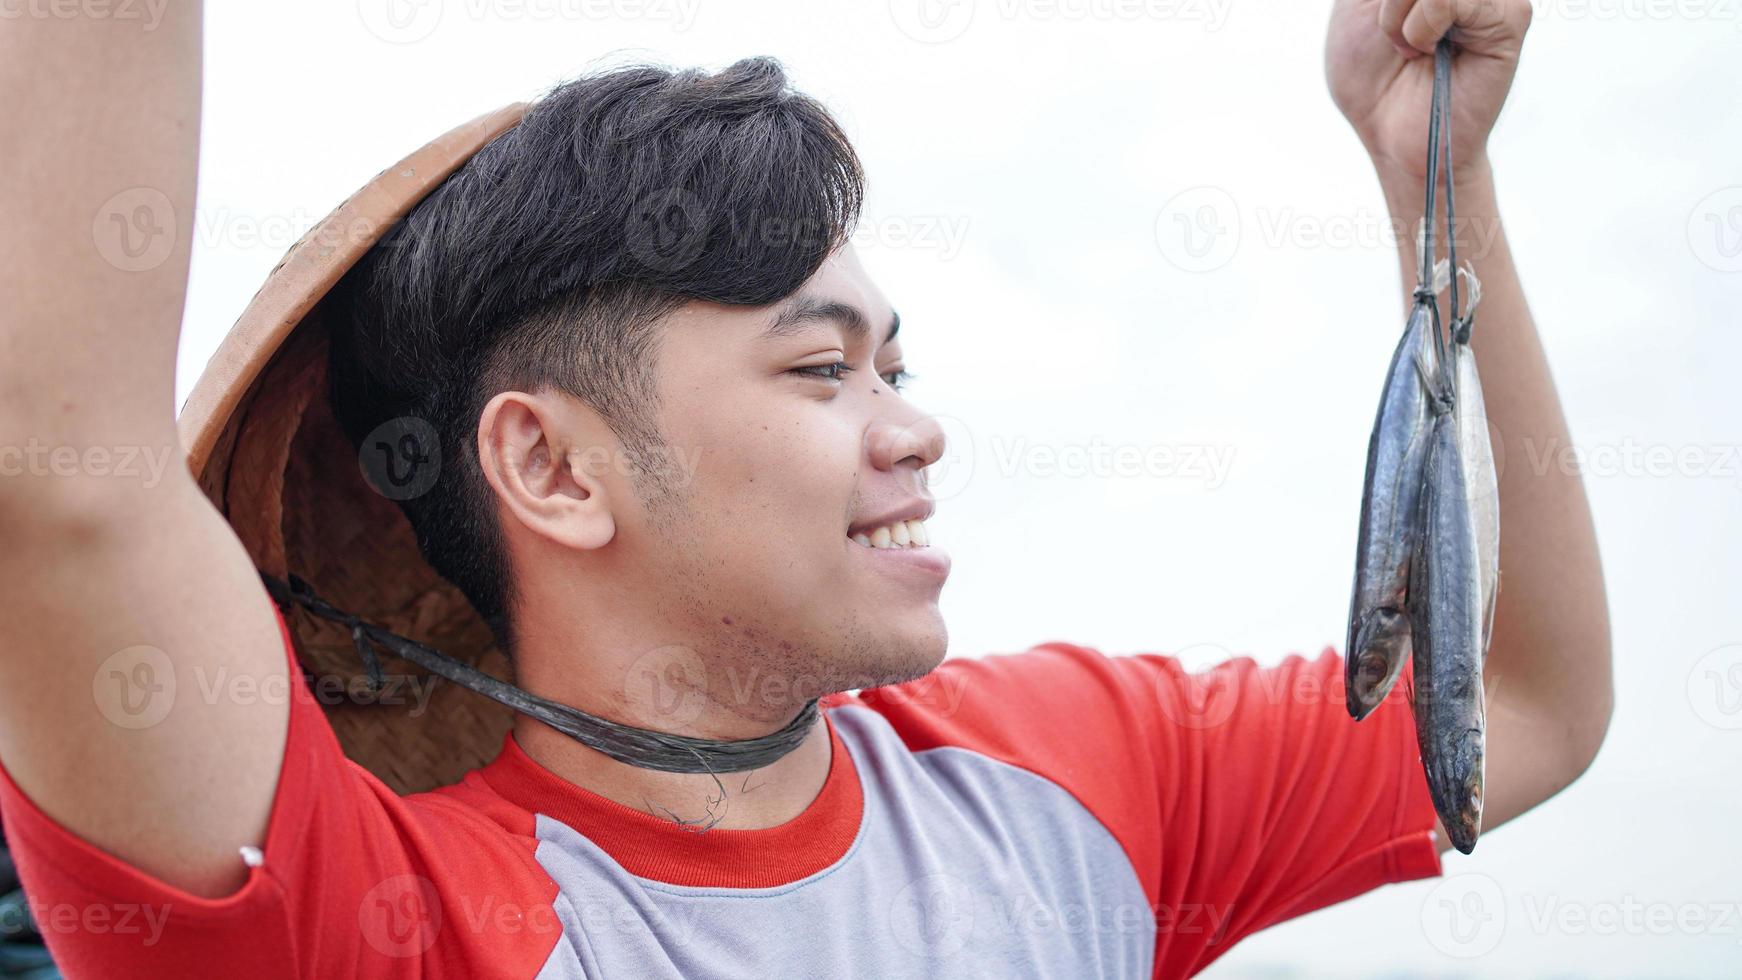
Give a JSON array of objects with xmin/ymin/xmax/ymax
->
[{"xmin": 865, "ymin": 409, "xmax": 946, "ymax": 474}]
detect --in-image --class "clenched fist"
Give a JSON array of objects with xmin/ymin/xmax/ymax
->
[{"xmin": 1327, "ymin": 0, "xmax": 1534, "ymax": 187}]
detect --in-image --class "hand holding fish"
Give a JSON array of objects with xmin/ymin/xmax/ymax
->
[
  {"xmin": 1327, "ymin": 0, "xmax": 1615, "ymax": 858},
  {"xmin": 1326, "ymin": 0, "xmax": 1533, "ymax": 189}
]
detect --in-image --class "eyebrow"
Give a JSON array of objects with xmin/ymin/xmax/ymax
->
[{"xmin": 763, "ymin": 294, "xmax": 900, "ymax": 346}]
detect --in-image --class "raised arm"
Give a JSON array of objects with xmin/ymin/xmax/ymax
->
[
  {"xmin": 0, "ymin": 1, "xmax": 289, "ymax": 897},
  {"xmin": 1327, "ymin": 0, "xmax": 1615, "ymax": 848}
]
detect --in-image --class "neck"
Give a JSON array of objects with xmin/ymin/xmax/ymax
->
[
  {"xmin": 504, "ymin": 585, "xmax": 839, "ymax": 830},
  {"xmin": 512, "ymin": 707, "xmax": 834, "ymax": 831}
]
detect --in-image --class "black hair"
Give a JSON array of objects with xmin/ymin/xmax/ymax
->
[{"xmin": 326, "ymin": 57, "xmax": 865, "ymax": 651}]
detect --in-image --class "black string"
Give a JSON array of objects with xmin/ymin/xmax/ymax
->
[{"xmin": 260, "ymin": 572, "xmax": 822, "ymax": 777}]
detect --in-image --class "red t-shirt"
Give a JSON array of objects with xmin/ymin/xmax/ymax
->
[{"xmin": 0, "ymin": 607, "xmax": 1440, "ymax": 978}]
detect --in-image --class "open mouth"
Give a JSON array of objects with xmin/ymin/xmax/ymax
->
[{"xmin": 849, "ymin": 518, "xmax": 930, "ymax": 550}]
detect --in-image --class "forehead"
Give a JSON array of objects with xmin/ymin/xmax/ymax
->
[
  {"xmin": 658, "ymin": 243, "xmax": 900, "ymax": 357},
  {"xmin": 800, "ymin": 244, "xmax": 895, "ymax": 336}
]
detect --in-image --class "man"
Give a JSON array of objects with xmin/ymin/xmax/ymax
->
[{"xmin": 0, "ymin": 0, "xmax": 1611, "ymax": 976}]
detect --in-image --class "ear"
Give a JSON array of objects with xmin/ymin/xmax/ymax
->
[{"xmin": 476, "ymin": 390, "xmax": 617, "ymax": 552}]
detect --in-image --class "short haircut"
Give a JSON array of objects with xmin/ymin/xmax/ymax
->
[{"xmin": 326, "ymin": 57, "xmax": 865, "ymax": 650}]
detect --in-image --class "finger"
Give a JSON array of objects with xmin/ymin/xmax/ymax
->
[
  {"xmin": 1400, "ymin": 0, "xmax": 1456, "ymax": 53},
  {"xmin": 1377, "ymin": 0, "xmax": 1420, "ymax": 56}
]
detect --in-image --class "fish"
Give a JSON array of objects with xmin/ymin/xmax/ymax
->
[
  {"xmin": 1407, "ymin": 384, "xmax": 1488, "ymax": 855},
  {"xmin": 1345, "ymin": 291, "xmax": 1440, "ymax": 720},
  {"xmin": 1451, "ymin": 266, "xmax": 1500, "ymax": 655}
]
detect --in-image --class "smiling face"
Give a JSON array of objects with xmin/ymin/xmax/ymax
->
[
  {"xmin": 643, "ymin": 244, "xmax": 951, "ymax": 697},
  {"xmin": 485, "ymin": 243, "xmax": 951, "ymax": 726}
]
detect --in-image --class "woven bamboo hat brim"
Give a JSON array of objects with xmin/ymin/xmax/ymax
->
[{"xmin": 179, "ymin": 103, "xmax": 529, "ymax": 795}]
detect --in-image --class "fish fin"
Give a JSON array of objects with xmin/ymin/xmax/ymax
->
[
  {"xmin": 1411, "ymin": 340, "xmax": 1443, "ymax": 407},
  {"xmin": 1458, "ymin": 262, "xmax": 1483, "ymax": 318},
  {"xmin": 1452, "ymin": 264, "xmax": 1483, "ymax": 345},
  {"xmin": 1432, "ymin": 258, "xmax": 1451, "ymax": 296}
]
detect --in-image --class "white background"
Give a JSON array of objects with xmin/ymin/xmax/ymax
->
[{"xmin": 179, "ymin": 0, "xmax": 1741, "ymax": 975}]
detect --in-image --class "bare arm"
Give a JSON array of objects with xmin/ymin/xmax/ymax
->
[{"xmin": 0, "ymin": 1, "xmax": 288, "ymax": 897}]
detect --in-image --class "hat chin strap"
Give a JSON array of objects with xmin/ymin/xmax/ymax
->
[{"xmin": 262, "ymin": 572, "xmax": 821, "ymax": 777}]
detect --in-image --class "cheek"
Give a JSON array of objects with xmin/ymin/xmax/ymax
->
[{"xmin": 683, "ymin": 400, "xmax": 863, "ymax": 560}]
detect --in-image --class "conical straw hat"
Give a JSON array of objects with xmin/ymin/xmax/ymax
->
[{"xmin": 180, "ymin": 103, "xmax": 529, "ymax": 794}]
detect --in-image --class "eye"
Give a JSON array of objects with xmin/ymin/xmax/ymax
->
[
  {"xmin": 791, "ymin": 361, "xmax": 852, "ymax": 382},
  {"xmin": 881, "ymin": 368, "xmax": 914, "ymax": 393}
]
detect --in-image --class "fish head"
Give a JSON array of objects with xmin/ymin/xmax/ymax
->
[
  {"xmin": 1426, "ymin": 725, "xmax": 1485, "ymax": 854},
  {"xmin": 1347, "ymin": 608, "xmax": 1410, "ymax": 720}
]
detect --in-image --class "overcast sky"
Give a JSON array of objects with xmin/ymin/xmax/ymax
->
[{"xmin": 178, "ymin": 1, "xmax": 1740, "ymax": 975}]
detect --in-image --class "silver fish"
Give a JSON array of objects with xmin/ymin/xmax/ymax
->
[
  {"xmin": 1451, "ymin": 267, "xmax": 1500, "ymax": 655},
  {"xmin": 1408, "ymin": 390, "xmax": 1487, "ymax": 855},
  {"xmin": 1345, "ymin": 298, "xmax": 1438, "ymax": 720}
]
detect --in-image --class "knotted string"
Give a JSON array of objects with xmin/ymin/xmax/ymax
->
[{"xmin": 261, "ymin": 572, "xmax": 822, "ymax": 777}]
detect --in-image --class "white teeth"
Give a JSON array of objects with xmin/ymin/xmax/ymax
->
[{"xmin": 852, "ymin": 518, "xmax": 931, "ymax": 549}]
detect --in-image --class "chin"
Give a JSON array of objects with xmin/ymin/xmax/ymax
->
[{"xmin": 839, "ymin": 610, "xmax": 949, "ymax": 691}]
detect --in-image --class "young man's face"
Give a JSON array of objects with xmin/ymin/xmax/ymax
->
[{"xmin": 617, "ymin": 244, "xmax": 951, "ymax": 708}]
